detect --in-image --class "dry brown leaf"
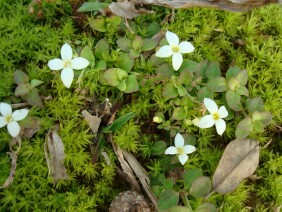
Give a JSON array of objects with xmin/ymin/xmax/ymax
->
[
  {"xmin": 109, "ymin": 0, "xmax": 153, "ymax": 19},
  {"xmin": 44, "ymin": 125, "xmax": 68, "ymax": 182},
  {"xmin": 82, "ymin": 110, "xmax": 101, "ymax": 134},
  {"xmin": 212, "ymin": 139, "xmax": 260, "ymax": 194},
  {"xmin": 0, "ymin": 136, "xmax": 21, "ymax": 189}
]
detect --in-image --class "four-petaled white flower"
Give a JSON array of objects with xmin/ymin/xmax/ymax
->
[
  {"xmin": 155, "ymin": 31, "xmax": 195, "ymax": 71},
  {"xmin": 197, "ymin": 98, "xmax": 228, "ymax": 135},
  {"xmin": 0, "ymin": 103, "xmax": 29, "ymax": 137},
  {"xmin": 48, "ymin": 43, "xmax": 89, "ymax": 88},
  {"xmin": 165, "ymin": 133, "xmax": 196, "ymax": 165}
]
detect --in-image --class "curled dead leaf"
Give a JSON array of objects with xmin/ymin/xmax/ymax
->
[
  {"xmin": 44, "ymin": 125, "xmax": 68, "ymax": 182},
  {"xmin": 82, "ymin": 110, "xmax": 101, "ymax": 134}
]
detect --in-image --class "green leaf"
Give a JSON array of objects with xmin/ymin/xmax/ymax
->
[
  {"xmin": 14, "ymin": 70, "xmax": 29, "ymax": 84},
  {"xmin": 151, "ymin": 173, "xmax": 165, "ymax": 186},
  {"xmin": 235, "ymin": 86, "xmax": 249, "ymax": 96},
  {"xmin": 251, "ymin": 111, "xmax": 272, "ymax": 126},
  {"xmin": 151, "ymin": 185, "xmax": 162, "ymax": 197},
  {"xmin": 80, "ymin": 45, "xmax": 95, "ymax": 63},
  {"xmin": 170, "ymin": 206, "xmax": 192, "ymax": 212},
  {"xmin": 195, "ymin": 203, "xmax": 217, "ymax": 212},
  {"xmin": 197, "ymin": 87, "xmax": 213, "ymax": 101},
  {"xmin": 30, "ymin": 79, "xmax": 44, "ymax": 88},
  {"xmin": 253, "ymin": 120, "xmax": 264, "ymax": 132},
  {"xmin": 158, "ymin": 190, "xmax": 179, "ymax": 210},
  {"xmin": 226, "ymin": 90, "xmax": 242, "ymax": 111},
  {"xmin": 152, "ymin": 141, "xmax": 167, "ymax": 155},
  {"xmin": 177, "ymin": 85, "xmax": 187, "ymax": 97},
  {"xmin": 102, "ymin": 112, "xmax": 136, "ymax": 133},
  {"xmin": 124, "ymin": 75, "xmax": 139, "ymax": 93},
  {"xmin": 205, "ymin": 62, "xmax": 221, "ymax": 79},
  {"xmin": 15, "ymin": 84, "xmax": 30, "ymax": 96},
  {"xmin": 129, "ymin": 48, "xmax": 140, "ymax": 58},
  {"xmin": 116, "ymin": 68, "xmax": 128, "ymax": 81},
  {"xmin": 226, "ymin": 66, "xmax": 240, "ymax": 81},
  {"xmin": 207, "ymin": 77, "xmax": 227, "ymax": 92},
  {"xmin": 227, "ymin": 77, "xmax": 240, "ymax": 91},
  {"xmin": 146, "ymin": 22, "xmax": 160, "ymax": 37},
  {"xmin": 25, "ymin": 89, "xmax": 43, "ymax": 108},
  {"xmin": 116, "ymin": 53, "xmax": 134, "ymax": 72},
  {"xmin": 189, "ymin": 176, "xmax": 211, "ymax": 198},
  {"xmin": 235, "ymin": 69, "xmax": 248, "ymax": 86},
  {"xmin": 77, "ymin": 2, "xmax": 109, "ymax": 12},
  {"xmin": 178, "ymin": 70, "xmax": 192, "ymax": 86},
  {"xmin": 108, "ymin": 16, "xmax": 121, "ymax": 26},
  {"xmin": 89, "ymin": 19, "xmax": 106, "ymax": 32},
  {"xmin": 141, "ymin": 39, "xmax": 158, "ymax": 51},
  {"xmin": 162, "ymin": 82, "xmax": 178, "ymax": 99},
  {"xmin": 117, "ymin": 38, "xmax": 132, "ymax": 52},
  {"xmin": 95, "ymin": 39, "xmax": 109, "ymax": 60},
  {"xmin": 103, "ymin": 68, "xmax": 122, "ymax": 86},
  {"xmin": 132, "ymin": 36, "xmax": 143, "ymax": 50},
  {"xmin": 183, "ymin": 168, "xmax": 203, "ymax": 189},
  {"xmin": 180, "ymin": 95, "xmax": 193, "ymax": 106},
  {"xmin": 195, "ymin": 60, "xmax": 209, "ymax": 78},
  {"xmin": 117, "ymin": 80, "xmax": 127, "ymax": 91},
  {"xmin": 235, "ymin": 116, "xmax": 253, "ymax": 139},
  {"xmin": 156, "ymin": 63, "xmax": 174, "ymax": 77},
  {"xmin": 172, "ymin": 107, "xmax": 186, "ymax": 120},
  {"xmin": 246, "ymin": 97, "xmax": 264, "ymax": 113},
  {"xmin": 179, "ymin": 60, "xmax": 198, "ymax": 73}
]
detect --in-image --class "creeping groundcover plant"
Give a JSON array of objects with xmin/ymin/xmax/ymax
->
[{"xmin": 0, "ymin": 1, "xmax": 281, "ymax": 211}]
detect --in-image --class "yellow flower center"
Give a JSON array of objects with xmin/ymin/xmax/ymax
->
[
  {"xmin": 5, "ymin": 115, "xmax": 13, "ymax": 123},
  {"xmin": 212, "ymin": 112, "xmax": 220, "ymax": 120},
  {"xmin": 172, "ymin": 45, "xmax": 180, "ymax": 53},
  {"xmin": 177, "ymin": 147, "xmax": 184, "ymax": 155},
  {"xmin": 64, "ymin": 61, "xmax": 71, "ymax": 68}
]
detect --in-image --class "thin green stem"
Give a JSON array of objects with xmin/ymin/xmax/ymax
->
[{"xmin": 180, "ymin": 191, "xmax": 193, "ymax": 211}]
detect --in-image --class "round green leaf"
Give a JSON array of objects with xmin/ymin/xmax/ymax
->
[
  {"xmin": 207, "ymin": 77, "xmax": 227, "ymax": 92},
  {"xmin": 246, "ymin": 97, "xmax": 264, "ymax": 113},
  {"xmin": 117, "ymin": 38, "xmax": 132, "ymax": 52},
  {"xmin": 235, "ymin": 86, "xmax": 249, "ymax": 96},
  {"xmin": 158, "ymin": 190, "xmax": 179, "ymax": 210},
  {"xmin": 226, "ymin": 90, "xmax": 242, "ymax": 111},
  {"xmin": 14, "ymin": 70, "xmax": 29, "ymax": 84},
  {"xmin": 156, "ymin": 63, "xmax": 174, "ymax": 77},
  {"xmin": 89, "ymin": 19, "xmax": 106, "ymax": 32},
  {"xmin": 104, "ymin": 68, "xmax": 122, "ymax": 86},
  {"xmin": 172, "ymin": 107, "xmax": 186, "ymax": 120},
  {"xmin": 116, "ymin": 53, "xmax": 134, "ymax": 72},
  {"xmin": 177, "ymin": 85, "xmax": 187, "ymax": 97},
  {"xmin": 235, "ymin": 116, "xmax": 253, "ymax": 139},
  {"xmin": 226, "ymin": 66, "xmax": 240, "ymax": 81},
  {"xmin": 141, "ymin": 38, "xmax": 158, "ymax": 51},
  {"xmin": 15, "ymin": 84, "xmax": 30, "ymax": 96},
  {"xmin": 124, "ymin": 75, "xmax": 139, "ymax": 93},
  {"xmin": 170, "ymin": 206, "xmax": 192, "ymax": 212},
  {"xmin": 197, "ymin": 87, "xmax": 213, "ymax": 101},
  {"xmin": 251, "ymin": 111, "xmax": 272, "ymax": 126},
  {"xmin": 26, "ymin": 88, "xmax": 43, "ymax": 108},
  {"xmin": 235, "ymin": 69, "xmax": 248, "ymax": 86},
  {"xmin": 183, "ymin": 168, "xmax": 203, "ymax": 190},
  {"xmin": 80, "ymin": 45, "xmax": 95, "ymax": 63},
  {"xmin": 117, "ymin": 80, "xmax": 127, "ymax": 91},
  {"xmin": 95, "ymin": 39, "xmax": 109, "ymax": 59},
  {"xmin": 152, "ymin": 140, "xmax": 167, "ymax": 155},
  {"xmin": 195, "ymin": 203, "xmax": 217, "ymax": 212},
  {"xmin": 178, "ymin": 70, "xmax": 193, "ymax": 86},
  {"xmin": 132, "ymin": 36, "xmax": 143, "ymax": 50},
  {"xmin": 205, "ymin": 62, "xmax": 221, "ymax": 79},
  {"xmin": 189, "ymin": 176, "xmax": 211, "ymax": 198},
  {"xmin": 162, "ymin": 82, "xmax": 178, "ymax": 99}
]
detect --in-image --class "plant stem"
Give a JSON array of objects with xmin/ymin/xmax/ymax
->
[{"xmin": 180, "ymin": 191, "xmax": 193, "ymax": 211}]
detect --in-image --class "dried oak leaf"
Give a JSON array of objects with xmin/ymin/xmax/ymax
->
[{"xmin": 44, "ymin": 125, "xmax": 68, "ymax": 182}]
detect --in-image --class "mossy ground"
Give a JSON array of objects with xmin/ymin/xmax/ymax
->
[{"xmin": 0, "ymin": 0, "xmax": 281, "ymax": 211}]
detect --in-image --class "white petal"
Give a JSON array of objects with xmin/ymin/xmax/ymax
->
[
  {"xmin": 155, "ymin": 45, "xmax": 173, "ymax": 58},
  {"xmin": 0, "ymin": 102, "xmax": 12, "ymax": 116},
  {"xmin": 7, "ymin": 121, "xmax": 20, "ymax": 137},
  {"xmin": 179, "ymin": 42, "xmax": 195, "ymax": 53},
  {"xmin": 61, "ymin": 67, "xmax": 74, "ymax": 88},
  {"xmin": 183, "ymin": 145, "xmax": 196, "ymax": 154},
  {"xmin": 174, "ymin": 133, "xmax": 184, "ymax": 148},
  {"xmin": 0, "ymin": 117, "xmax": 7, "ymax": 128},
  {"xmin": 47, "ymin": 59, "xmax": 64, "ymax": 70},
  {"xmin": 12, "ymin": 109, "xmax": 29, "ymax": 121},
  {"xmin": 71, "ymin": 57, "xmax": 90, "ymax": 70},
  {"xmin": 218, "ymin": 106, "xmax": 228, "ymax": 118},
  {"xmin": 165, "ymin": 146, "xmax": 178, "ymax": 155},
  {"xmin": 166, "ymin": 31, "xmax": 179, "ymax": 46},
  {"xmin": 198, "ymin": 115, "xmax": 215, "ymax": 128},
  {"xmin": 61, "ymin": 43, "xmax": 73, "ymax": 61},
  {"xmin": 172, "ymin": 52, "xmax": 183, "ymax": 71},
  {"xmin": 215, "ymin": 119, "xmax": 226, "ymax": 135},
  {"xmin": 178, "ymin": 154, "xmax": 188, "ymax": 165},
  {"xmin": 204, "ymin": 98, "xmax": 218, "ymax": 114}
]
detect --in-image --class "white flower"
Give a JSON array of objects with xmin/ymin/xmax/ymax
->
[
  {"xmin": 197, "ymin": 98, "xmax": 228, "ymax": 135},
  {"xmin": 48, "ymin": 43, "xmax": 89, "ymax": 88},
  {"xmin": 0, "ymin": 103, "xmax": 29, "ymax": 137},
  {"xmin": 155, "ymin": 31, "xmax": 195, "ymax": 71},
  {"xmin": 165, "ymin": 133, "xmax": 196, "ymax": 165}
]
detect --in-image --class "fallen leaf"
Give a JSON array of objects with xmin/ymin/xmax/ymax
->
[
  {"xmin": 0, "ymin": 136, "xmax": 21, "ymax": 189},
  {"xmin": 44, "ymin": 125, "xmax": 68, "ymax": 182},
  {"xmin": 109, "ymin": 0, "xmax": 153, "ymax": 19},
  {"xmin": 212, "ymin": 139, "xmax": 260, "ymax": 194},
  {"xmin": 82, "ymin": 110, "xmax": 101, "ymax": 134}
]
